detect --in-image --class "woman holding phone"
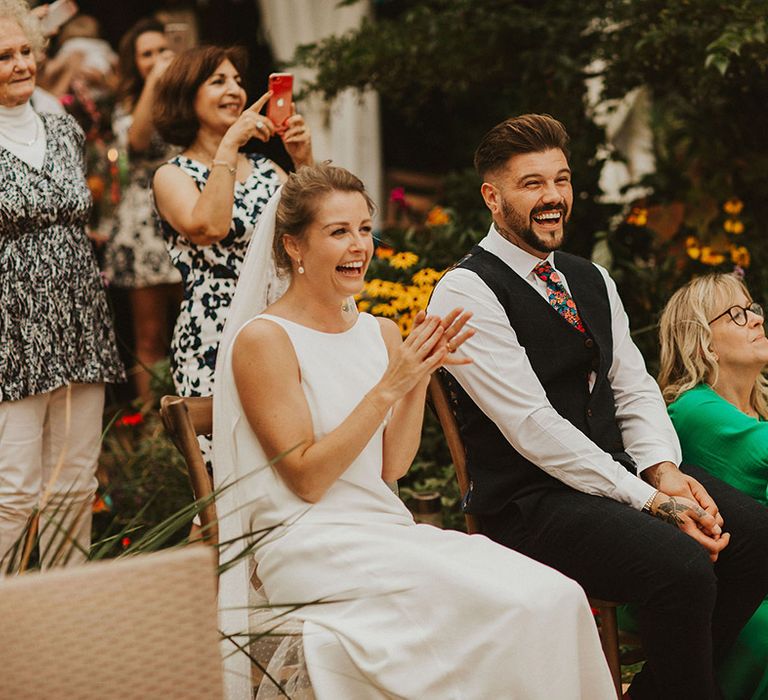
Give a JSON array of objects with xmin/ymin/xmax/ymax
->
[
  {"xmin": 152, "ymin": 45, "xmax": 312, "ymax": 468},
  {"xmin": 104, "ymin": 17, "xmax": 181, "ymax": 403}
]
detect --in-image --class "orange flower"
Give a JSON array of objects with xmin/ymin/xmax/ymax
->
[
  {"xmin": 723, "ymin": 219, "xmax": 745, "ymax": 235},
  {"xmin": 626, "ymin": 207, "xmax": 648, "ymax": 227},
  {"xmin": 375, "ymin": 245, "xmax": 394, "ymax": 259},
  {"xmin": 87, "ymin": 175, "xmax": 105, "ymax": 202},
  {"xmin": 92, "ymin": 495, "xmax": 111, "ymax": 513},
  {"xmin": 686, "ymin": 236, "xmax": 701, "ymax": 260},
  {"xmin": 730, "ymin": 245, "xmax": 751, "ymax": 267},
  {"xmin": 425, "ymin": 206, "xmax": 450, "ymax": 227},
  {"xmin": 723, "ymin": 198, "xmax": 744, "ymax": 216},
  {"xmin": 699, "ymin": 246, "xmax": 726, "ymax": 266}
]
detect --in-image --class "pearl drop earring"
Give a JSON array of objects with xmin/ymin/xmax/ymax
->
[{"xmin": 297, "ymin": 260, "xmax": 305, "ymax": 274}]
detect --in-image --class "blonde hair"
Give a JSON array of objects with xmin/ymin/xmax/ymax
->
[
  {"xmin": 274, "ymin": 163, "xmax": 375, "ymax": 274},
  {"xmin": 0, "ymin": 0, "xmax": 46, "ymax": 55},
  {"xmin": 658, "ymin": 273, "xmax": 768, "ymax": 416}
]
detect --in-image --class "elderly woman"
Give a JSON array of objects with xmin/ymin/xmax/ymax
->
[
  {"xmin": 152, "ymin": 45, "xmax": 312, "ymax": 469},
  {"xmin": 0, "ymin": 0, "xmax": 123, "ymax": 568},
  {"xmin": 104, "ymin": 17, "xmax": 181, "ymax": 403},
  {"xmin": 659, "ymin": 272, "xmax": 768, "ymax": 700}
]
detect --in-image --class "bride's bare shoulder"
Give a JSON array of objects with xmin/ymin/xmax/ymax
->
[
  {"xmin": 232, "ymin": 317, "xmax": 294, "ymax": 369},
  {"xmin": 234, "ymin": 316, "xmax": 291, "ymax": 350}
]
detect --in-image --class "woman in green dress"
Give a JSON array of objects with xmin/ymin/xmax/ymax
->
[{"xmin": 658, "ymin": 272, "xmax": 768, "ymax": 700}]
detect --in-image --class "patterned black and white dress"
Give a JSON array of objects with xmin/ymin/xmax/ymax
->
[
  {"xmin": 157, "ymin": 154, "xmax": 281, "ymax": 403},
  {"xmin": 0, "ymin": 113, "xmax": 124, "ymax": 402}
]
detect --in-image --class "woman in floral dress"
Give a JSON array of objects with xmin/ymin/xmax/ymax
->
[
  {"xmin": 152, "ymin": 45, "xmax": 312, "ymax": 467},
  {"xmin": 104, "ymin": 18, "xmax": 181, "ymax": 402}
]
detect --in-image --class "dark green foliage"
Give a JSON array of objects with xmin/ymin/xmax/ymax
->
[
  {"xmin": 595, "ymin": 0, "xmax": 768, "ymax": 344},
  {"xmin": 296, "ymin": 0, "xmax": 612, "ymax": 256}
]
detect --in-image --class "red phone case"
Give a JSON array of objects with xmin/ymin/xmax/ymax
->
[{"xmin": 267, "ymin": 73, "xmax": 293, "ymax": 130}]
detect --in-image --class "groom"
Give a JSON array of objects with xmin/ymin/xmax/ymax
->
[{"xmin": 428, "ymin": 114, "xmax": 768, "ymax": 700}]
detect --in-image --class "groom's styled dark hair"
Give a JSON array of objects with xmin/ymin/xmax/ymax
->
[
  {"xmin": 273, "ymin": 163, "xmax": 376, "ymax": 273},
  {"xmin": 474, "ymin": 114, "xmax": 570, "ymax": 179}
]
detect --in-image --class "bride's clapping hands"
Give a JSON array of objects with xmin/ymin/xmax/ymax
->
[
  {"xmin": 374, "ymin": 308, "xmax": 474, "ymax": 405},
  {"xmin": 428, "ymin": 308, "xmax": 474, "ymax": 366},
  {"xmin": 375, "ymin": 315, "xmax": 447, "ymax": 402}
]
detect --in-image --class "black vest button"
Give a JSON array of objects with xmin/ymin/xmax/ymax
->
[
  {"xmin": 584, "ymin": 338, "xmax": 594, "ymax": 348},
  {"xmin": 586, "ymin": 408, "xmax": 593, "ymax": 417}
]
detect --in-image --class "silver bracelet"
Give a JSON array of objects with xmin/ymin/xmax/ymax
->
[
  {"xmin": 211, "ymin": 159, "xmax": 236, "ymax": 175},
  {"xmin": 642, "ymin": 489, "xmax": 658, "ymax": 513}
]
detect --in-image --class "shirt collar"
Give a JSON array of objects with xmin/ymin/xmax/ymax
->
[{"xmin": 478, "ymin": 224, "xmax": 556, "ymax": 280}]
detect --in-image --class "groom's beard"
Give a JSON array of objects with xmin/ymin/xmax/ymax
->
[{"xmin": 497, "ymin": 196, "xmax": 569, "ymax": 254}]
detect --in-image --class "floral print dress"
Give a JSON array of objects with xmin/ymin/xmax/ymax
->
[
  {"xmin": 157, "ymin": 154, "xmax": 280, "ymax": 438},
  {"xmin": 104, "ymin": 107, "xmax": 181, "ymax": 288},
  {"xmin": 0, "ymin": 113, "xmax": 124, "ymax": 402}
]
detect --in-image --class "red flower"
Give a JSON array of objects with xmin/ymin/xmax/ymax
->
[
  {"xmin": 121, "ymin": 537, "xmax": 131, "ymax": 549},
  {"xmin": 117, "ymin": 412, "xmax": 144, "ymax": 427}
]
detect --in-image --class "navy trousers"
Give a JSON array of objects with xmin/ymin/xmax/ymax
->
[{"xmin": 480, "ymin": 464, "xmax": 768, "ymax": 700}]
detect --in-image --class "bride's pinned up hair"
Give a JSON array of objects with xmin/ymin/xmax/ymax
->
[{"xmin": 273, "ymin": 163, "xmax": 376, "ymax": 273}]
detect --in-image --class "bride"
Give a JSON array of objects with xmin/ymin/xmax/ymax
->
[{"xmin": 213, "ymin": 164, "xmax": 614, "ymax": 699}]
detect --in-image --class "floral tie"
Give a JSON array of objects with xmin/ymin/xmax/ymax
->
[{"xmin": 533, "ymin": 260, "xmax": 585, "ymax": 333}]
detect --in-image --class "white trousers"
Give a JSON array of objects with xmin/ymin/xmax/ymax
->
[{"xmin": 0, "ymin": 383, "xmax": 104, "ymax": 570}]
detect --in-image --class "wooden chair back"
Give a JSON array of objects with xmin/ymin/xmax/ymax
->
[
  {"xmin": 427, "ymin": 372, "xmax": 480, "ymax": 535},
  {"xmin": 427, "ymin": 371, "xmax": 623, "ymax": 698},
  {"xmin": 159, "ymin": 395, "xmax": 218, "ymax": 546}
]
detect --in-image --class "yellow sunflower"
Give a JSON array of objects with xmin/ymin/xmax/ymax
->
[{"xmin": 389, "ymin": 252, "xmax": 420, "ymax": 270}]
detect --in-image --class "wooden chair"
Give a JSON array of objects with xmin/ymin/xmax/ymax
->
[
  {"xmin": 159, "ymin": 395, "xmax": 218, "ymax": 545},
  {"xmin": 159, "ymin": 395, "xmax": 311, "ymax": 697},
  {"xmin": 0, "ymin": 546, "xmax": 224, "ymax": 699},
  {"xmin": 427, "ymin": 372, "xmax": 624, "ymax": 698}
]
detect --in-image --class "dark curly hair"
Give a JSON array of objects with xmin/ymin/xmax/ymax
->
[{"xmin": 153, "ymin": 45, "xmax": 247, "ymax": 148}]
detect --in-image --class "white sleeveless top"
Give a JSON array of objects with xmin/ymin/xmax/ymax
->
[{"xmin": 231, "ymin": 312, "xmax": 413, "ymax": 553}]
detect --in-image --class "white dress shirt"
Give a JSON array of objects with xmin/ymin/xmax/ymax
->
[{"xmin": 428, "ymin": 225, "xmax": 681, "ymax": 510}]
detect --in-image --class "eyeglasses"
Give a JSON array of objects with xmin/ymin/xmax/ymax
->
[{"xmin": 708, "ymin": 302, "xmax": 765, "ymax": 326}]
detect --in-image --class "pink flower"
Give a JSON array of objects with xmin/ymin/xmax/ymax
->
[{"xmin": 389, "ymin": 187, "xmax": 408, "ymax": 210}]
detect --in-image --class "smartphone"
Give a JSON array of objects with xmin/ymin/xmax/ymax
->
[
  {"xmin": 164, "ymin": 22, "xmax": 192, "ymax": 54},
  {"xmin": 267, "ymin": 73, "xmax": 293, "ymax": 132},
  {"xmin": 39, "ymin": 0, "xmax": 78, "ymax": 36}
]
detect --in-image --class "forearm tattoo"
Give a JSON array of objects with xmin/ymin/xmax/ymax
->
[
  {"xmin": 646, "ymin": 463, "xmax": 670, "ymax": 489},
  {"xmin": 653, "ymin": 497, "xmax": 705, "ymax": 526}
]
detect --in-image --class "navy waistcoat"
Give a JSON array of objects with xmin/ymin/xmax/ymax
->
[{"xmin": 443, "ymin": 246, "xmax": 632, "ymax": 516}]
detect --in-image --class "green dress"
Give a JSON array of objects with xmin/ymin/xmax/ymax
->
[{"xmin": 669, "ymin": 384, "xmax": 768, "ymax": 700}]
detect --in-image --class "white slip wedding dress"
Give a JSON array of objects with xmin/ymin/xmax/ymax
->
[{"xmin": 224, "ymin": 310, "xmax": 614, "ymax": 700}]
